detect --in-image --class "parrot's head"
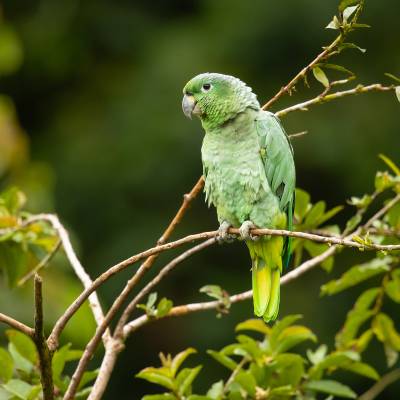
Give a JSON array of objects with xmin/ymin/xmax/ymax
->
[{"xmin": 182, "ymin": 73, "xmax": 260, "ymax": 130}]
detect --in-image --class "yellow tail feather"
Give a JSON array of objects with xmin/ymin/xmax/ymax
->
[{"xmin": 248, "ymin": 237, "xmax": 283, "ymax": 322}]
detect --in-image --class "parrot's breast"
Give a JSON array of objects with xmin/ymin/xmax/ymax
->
[{"xmin": 201, "ymin": 110, "xmax": 281, "ymax": 227}]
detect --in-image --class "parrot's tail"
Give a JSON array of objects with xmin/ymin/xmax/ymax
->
[{"xmin": 247, "ymin": 237, "xmax": 283, "ymax": 322}]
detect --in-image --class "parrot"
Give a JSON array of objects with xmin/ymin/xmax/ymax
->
[{"xmin": 182, "ymin": 73, "xmax": 295, "ymax": 322}]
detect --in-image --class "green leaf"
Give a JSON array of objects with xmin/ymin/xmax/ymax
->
[
  {"xmin": 354, "ymin": 329, "xmax": 375, "ymax": 353},
  {"xmin": 312, "ymin": 67, "xmax": 329, "ymax": 88},
  {"xmin": 396, "ymin": 87, "xmax": 400, "ymax": 103},
  {"xmin": 275, "ymin": 325, "xmax": 317, "ymax": 353},
  {"xmin": 0, "ymin": 387, "xmax": 13, "ymax": 400},
  {"xmin": 385, "ymin": 270, "xmax": 400, "ymax": 303},
  {"xmin": 0, "ymin": 349, "xmax": 13, "ymax": 383},
  {"xmin": 235, "ymin": 335, "xmax": 263, "ymax": 359},
  {"xmin": 326, "ymin": 16, "xmax": 341, "ymax": 30},
  {"xmin": 52, "ymin": 344, "xmax": 72, "ymax": 385},
  {"xmin": 304, "ymin": 241, "xmax": 332, "ymax": 272},
  {"xmin": 309, "ymin": 351, "xmax": 359, "ymax": 379},
  {"xmin": 375, "ymin": 171, "xmax": 395, "ymax": 192},
  {"xmin": 321, "ymin": 258, "xmax": 390, "ymax": 296},
  {"xmin": 78, "ymin": 369, "xmax": 99, "ymax": 390},
  {"xmin": 5, "ymin": 331, "xmax": 37, "ymax": 365},
  {"xmin": 207, "ymin": 350, "xmax": 237, "ymax": 371},
  {"xmin": 187, "ymin": 396, "xmax": 212, "ymax": 400},
  {"xmin": 348, "ymin": 195, "xmax": 372, "ymax": 209},
  {"xmin": 379, "ymin": 154, "xmax": 400, "ymax": 176},
  {"xmin": 386, "ymin": 202, "xmax": 400, "ymax": 229},
  {"xmin": 270, "ymin": 385, "xmax": 296, "ymax": 396},
  {"xmin": 8, "ymin": 344, "xmax": 32, "ymax": 374},
  {"xmin": 206, "ymin": 381, "xmax": 224, "ymax": 399},
  {"xmin": 157, "ymin": 298, "xmax": 173, "ymax": 318},
  {"xmin": 339, "ymin": 42, "xmax": 366, "ymax": 53},
  {"xmin": 142, "ymin": 395, "xmax": 176, "ymax": 400},
  {"xmin": 294, "ymin": 189, "xmax": 310, "ymax": 221},
  {"xmin": 2, "ymin": 379, "xmax": 33, "ymax": 400},
  {"xmin": 342, "ymin": 5, "xmax": 359, "ymax": 23},
  {"xmin": 177, "ymin": 366, "xmax": 202, "ymax": 396},
  {"xmin": 321, "ymin": 64, "xmax": 354, "ymax": 75},
  {"xmin": 136, "ymin": 368, "xmax": 175, "ymax": 390},
  {"xmin": 335, "ymin": 288, "xmax": 380, "ymax": 349},
  {"xmin": 234, "ymin": 371, "xmax": 256, "ymax": 397},
  {"xmin": 199, "ymin": 285, "xmax": 224, "ymax": 299},
  {"xmin": 304, "ymin": 380, "xmax": 356, "ymax": 398},
  {"xmin": 304, "ymin": 201, "xmax": 326, "ymax": 227},
  {"xmin": 339, "ymin": 0, "xmax": 359, "ymax": 12},
  {"xmin": 235, "ymin": 319, "xmax": 270, "ymax": 335},
  {"xmin": 372, "ymin": 313, "xmax": 400, "ymax": 367},
  {"xmin": 270, "ymin": 353, "xmax": 305, "ymax": 387},
  {"xmin": 0, "ymin": 188, "xmax": 26, "ymax": 215},
  {"xmin": 345, "ymin": 213, "xmax": 361, "ymax": 232},
  {"xmin": 269, "ymin": 314, "xmax": 302, "ymax": 351},
  {"xmin": 319, "ymin": 205, "xmax": 344, "ymax": 225},
  {"xmin": 307, "ymin": 345, "xmax": 328, "ymax": 365},
  {"xmin": 341, "ymin": 362, "xmax": 379, "ymax": 380},
  {"xmin": 0, "ymin": 243, "xmax": 29, "ymax": 287},
  {"xmin": 385, "ymin": 73, "xmax": 400, "ymax": 84},
  {"xmin": 147, "ymin": 292, "xmax": 158, "ymax": 309},
  {"xmin": 171, "ymin": 348, "xmax": 197, "ymax": 377}
]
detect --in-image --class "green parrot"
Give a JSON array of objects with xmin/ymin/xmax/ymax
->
[{"xmin": 182, "ymin": 73, "xmax": 295, "ymax": 322}]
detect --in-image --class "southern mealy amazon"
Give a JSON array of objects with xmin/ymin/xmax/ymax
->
[{"xmin": 182, "ymin": 73, "xmax": 295, "ymax": 322}]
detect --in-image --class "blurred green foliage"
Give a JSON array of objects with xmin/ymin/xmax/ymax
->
[
  {"xmin": 0, "ymin": 329, "xmax": 97, "ymax": 399},
  {"xmin": 0, "ymin": 0, "xmax": 399, "ymax": 398}
]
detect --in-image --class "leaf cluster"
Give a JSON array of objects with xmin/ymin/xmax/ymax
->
[{"xmin": 0, "ymin": 330, "xmax": 97, "ymax": 399}]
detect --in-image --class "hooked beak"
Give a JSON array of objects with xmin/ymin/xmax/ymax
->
[{"xmin": 182, "ymin": 94, "xmax": 202, "ymax": 119}]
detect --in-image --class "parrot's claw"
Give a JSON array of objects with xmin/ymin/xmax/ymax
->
[
  {"xmin": 239, "ymin": 221, "xmax": 259, "ymax": 241},
  {"xmin": 217, "ymin": 221, "xmax": 236, "ymax": 244}
]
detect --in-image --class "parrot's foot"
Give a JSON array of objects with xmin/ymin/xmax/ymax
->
[
  {"xmin": 217, "ymin": 221, "xmax": 236, "ymax": 244},
  {"xmin": 239, "ymin": 220, "xmax": 259, "ymax": 241}
]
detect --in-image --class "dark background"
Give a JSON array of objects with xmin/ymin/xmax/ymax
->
[{"xmin": 0, "ymin": 0, "xmax": 399, "ymax": 398}]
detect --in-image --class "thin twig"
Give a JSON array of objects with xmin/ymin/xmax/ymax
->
[
  {"xmin": 122, "ymin": 244, "xmax": 336, "ymax": 338},
  {"xmin": 276, "ymin": 84, "xmax": 395, "ymax": 118},
  {"xmin": 18, "ymin": 239, "xmax": 61, "ymax": 286},
  {"xmin": 34, "ymin": 275, "xmax": 54, "ymax": 400},
  {"xmin": 26, "ymin": 214, "xmax": 110, "ymax": 347},
  {"xmin": 0, "ymin": 312, "xmax": 34, "ymax": 337},
  {"xmin": 115, "ymin": 238, "xmax": 216, "ymax": 337},
  {"xmin": 223, "ymin": 357, "xmax": 249, "ymax": 394},
  {"xmin": 359, "ymin": 369, "xmax": 400, "ymax": 400},
  {"xmin": 288, "ymin": 131, "xmax": 308, "ymax": 139},
  {"xmin": 262, "ymin": 35, "xmax": 343, "ymax": 110}
]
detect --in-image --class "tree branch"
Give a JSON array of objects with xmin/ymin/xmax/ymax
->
[
  {"xmin": 25, "ymin": 214, "xmax": 110, "ymax": 348},
  {"xmin": 51, "ymin": 190, "xmax": 400, "ymax": 354},
  {"xmin": 33, "ymin": 274, "xmax": 54, "ymax": 400},
  {"xmin": 276, "ymin": 84, "xmax": 395, "ymax": 118},
  {"xmin": 0, "ymin": 312, "xmax": 34, "ymax": 337},
  {"xmin": 262, "ymin": 34, "xmax": 343, "ymax": 110},
  {"xmin": 65, "ymin": 239, "xmax": 216, "ymax": 400},
  {"xmin": 122, "ymin": 193, "xmax": 400, "ymax": 338},
  {"xmin": 115, "ymin": 238, "xmax": 216, "ymax": 338},
  {"xmin": 359, "ymin": 368, "xmax": 400, "ymax": 400}
]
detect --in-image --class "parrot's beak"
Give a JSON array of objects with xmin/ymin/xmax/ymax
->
[{"xmin": 182, "ymin": 94, "xmax": 202, "ymax": 119}]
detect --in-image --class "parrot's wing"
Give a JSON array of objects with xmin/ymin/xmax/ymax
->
[
  {"xmin": 255, "ymin": 110, "xmax": 295, "ymax": 211},
  {"xmin": 255, "ymin": 110, "xmax": 296, "ymax": 267}
]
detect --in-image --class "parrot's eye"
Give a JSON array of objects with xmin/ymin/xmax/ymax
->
[{"xmin": 202, "ymin": 83, "xmax": 212, "ymax": 92}]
